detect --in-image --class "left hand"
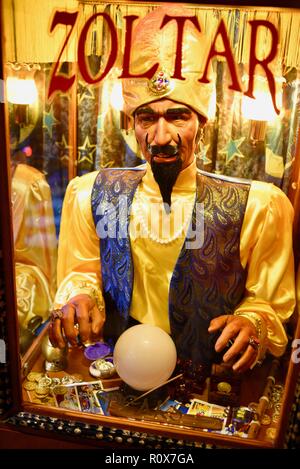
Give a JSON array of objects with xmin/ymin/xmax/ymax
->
[
  {"xmin": 208, "ymin": 315, "xmax": 259, "ymax": 372},
  {"xmin": 49, "ymin": 294, "xmax": 105, "ymax": 349}
]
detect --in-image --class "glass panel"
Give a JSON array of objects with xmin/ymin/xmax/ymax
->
[
  {"xmin": 3, "ymin": 1, "xmax": 77, "ymax": 353},
  {"xmin": 5, "ymin": 61, "xmax": 75, "ymax": 352},
  {"xmin": 1, "ymin": 0, "xmax": 300, "ymax": 446}
]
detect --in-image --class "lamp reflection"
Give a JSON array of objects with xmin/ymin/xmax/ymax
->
[
  {"xmin": 7, "ymin": 76, "xmax": 38, "ymax": 105},
  {"xmin": 242, "ymin": 75, "xmax": 284, "ymax": 146},
  {"xmin": 11, "ymin": 150, "xmax": 57, "ymax": 354},
  {"xmin": 7, "ymin": 73, "xmax": 39, "ymax": 144}
]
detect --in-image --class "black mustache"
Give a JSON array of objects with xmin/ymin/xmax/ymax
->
[{"xmin": 146, "ymin": 134, "xmax": 182, "ymax": 157}]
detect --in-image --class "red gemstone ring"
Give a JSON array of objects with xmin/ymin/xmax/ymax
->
[
  {"xmin": 50, "ymin": 309, "xmax": 64, "ymax": 322},
  {"xmin": 248, "ymin": 335, "xmax": 260, "ymax": 351}
]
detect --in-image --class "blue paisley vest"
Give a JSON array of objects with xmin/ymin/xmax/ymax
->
[{"xmin": 91, "ymin": 167, "xmax": 250, "ymax": 366}]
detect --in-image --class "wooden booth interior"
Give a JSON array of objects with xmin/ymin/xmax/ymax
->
[{"xmin": 0, "ymin": 0, "xmax": 300, "ymax": 449}]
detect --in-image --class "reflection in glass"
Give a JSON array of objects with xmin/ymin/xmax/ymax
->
[
  {"xmin": 5, "ymin": 60, "xmax": 69, "ymax": 353},
  {"xmin": 0, "ymin": 1, "xmax": 299, "ymax": 448},
  {"xmin": 11, "ymin": 153, "xmax": 57, "ymax": 353}
]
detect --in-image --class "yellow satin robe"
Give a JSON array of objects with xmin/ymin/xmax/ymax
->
[
  {"xmin": 12, "ymin": 164, "xmax": 57, "ymax": 327},
  {"xmin": 54, "ymin": 160, "xmax": 295, "ymax": 358}
]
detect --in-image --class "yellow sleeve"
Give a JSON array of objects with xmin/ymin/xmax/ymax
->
[
  {"xmin": 296, "ymin": 264, "xmax": 300, "ymax": 314},
  {"xmin": 237, "ymin": 181, "xmax": 296, "ymax": 357},
  {"xmin": 12, "ymin": 164, "xmax": 57, "ymax": 326},
  {"xmin": 54, "ymin": 171, "xmax": 104, "ymax": 310}
]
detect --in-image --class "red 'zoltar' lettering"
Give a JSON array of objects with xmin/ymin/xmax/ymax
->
[
  {"xmin": 78, "ymin": 12, "xmax": 118, "ymax": 85},
  {"xmin": 48, "ymin": 10, "xmax": 280, "ymax": 114},
  {"xmin": 119, "ymin": 15, "xmax": 159, "ymax": 79},
  {"xmin": 245, "ymin": 20, "xmax": 280, "ymax": 114},
  {"xmin": 48, "ymin": 10, "xmax": 78, "ymax": 99},
  {"xmin": 199, "ymin": 19, "xmax": 242, "ymax": 92},
  {"xmin": 160, "ymin": 15, "xmax": 202, "ymax": 80}
]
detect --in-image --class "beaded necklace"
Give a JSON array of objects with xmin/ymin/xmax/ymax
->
[{"xmin": 134, "ymin": 184, "xmax": 195, "ymax": 244}]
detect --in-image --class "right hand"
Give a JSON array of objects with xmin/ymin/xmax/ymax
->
[
  {"xmin": 208, "ymin": 314, "xmax": 258, "ymax": 372},
  {"xmin": 49, "ymin": 294, "xmax": 105, "ymax": 349}
]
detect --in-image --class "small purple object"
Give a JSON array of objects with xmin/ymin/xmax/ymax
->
[{"xmin": 84, "ymin": 342, "xmax": 112, "ymax": 360}]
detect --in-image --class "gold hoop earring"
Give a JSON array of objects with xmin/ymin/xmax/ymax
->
[
  {"xmin": 199, "ymin": 127, "xmax": 204, "ymax": 143},
  {"xmin": 195, "ymin": 127, "xmax": 204, "ymax": 156}
]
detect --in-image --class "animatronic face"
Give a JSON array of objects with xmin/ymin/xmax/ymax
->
[
  {"xmin": 134, "ymin": 99, "xmax": 201, "ymax": 209},
  {"xmin": 134, "ymin": 98, "xmax": 200, "ymax": 169}
]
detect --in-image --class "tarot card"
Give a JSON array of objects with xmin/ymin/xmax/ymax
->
[
  {"xmin": 54, "ymin": 385, "xmax": 80, "ymax": 411},
  {"xmin": 76, "ymin": 383, "xmax": 103, "ymax": 414},
  {"xmin": 210, "ymin": 403, "xmax": 230, "ymax": 419},
  {"xmin": 187, "ymin": 398, "xmax": 229, "ymax": 434},
  {"xmin": 187, "ymin": 399, "xmax": 211, "ymax": 416},
  {"xmin": 176, "ymin": 403, "xmax": 190, "ymax": 414},
  {"xmin": 95, "ymin": 390, "xmax": 121, "ymax": 415},
  {"xmin": 159, "ymin": 399, "xmax": 182, "ymax": 412},
  {"xmin": 188, "ymin": 398, "xmax": 228, "ymax": 418}
]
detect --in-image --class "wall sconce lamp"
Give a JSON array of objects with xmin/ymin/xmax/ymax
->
[
  {"xmin": 241, "ymin": 75, "xmax": 284, "ymax": 146},
  {"xmin": 6, "ymin": 63, "xmax": 39, "ymax": 146},
  {"xmin": 109, "ymin": 80, "xmax": 133, "ymax": 132},
  {"xmin": 6, "ymin": 76, "xmax": 38, "ymax": 106},
  {"xmin": 7, "ymin": 76, "xmax": 38, "ymax": 131}
]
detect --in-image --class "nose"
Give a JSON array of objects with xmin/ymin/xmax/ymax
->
[{"xmin": 153, "ymin": 116, "xmax": 172, "ymax": 146}]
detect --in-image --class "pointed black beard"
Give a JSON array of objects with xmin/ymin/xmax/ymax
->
[
  {"xmin": 146, "ymin": 134, "xmax": 183, "ymax": 214},
  {"xmin": 150, "ymin": 156, "xmax": 183, "ymax": 214}
]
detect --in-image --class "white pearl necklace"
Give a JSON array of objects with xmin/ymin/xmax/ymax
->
[{"xmin": 133, "ymin": 185, "xmax": 195, "ymax": 245}]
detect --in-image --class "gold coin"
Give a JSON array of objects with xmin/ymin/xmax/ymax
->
[
  {"xmin": 40, "ymin": 395, "xmax": 51, "ymax": 402},
  {"xmin": 261, "ymin": 414, "xmax": 271, "ymax": 425},
  {"xmin": 266, "ymin": 428, "xmax": 276, "ymax": 439},
  {"xmin": 46, "ymin": 398, "xmax": 56, "ymax": 406},
  {"xmin": 31, "ymin": 398, "xmax": 42, "ymax": 404},
  {"xmin": 53, "ymin": 385, "xmax": 68, "ymax": 395},
  {"xmin": 50, "ymin": 378, "xmax": 61, "ymax": 387},
  {"xmin": 34, "ymin": 392, "xmax": 49, "ymax": 399},
  {"xmin": 61, "ymin": 376, "xmax": 74, "ymax": 385},
  {"xmin": 71, "ymin": 373, "xmax": 83, "ymax": 382},
  {"xmin": 27, "ymin": 372, "xmax": 42, "ymax": 382},
  {"xmin": 34, "ymin": 387, "xmax": 49, "ymax": 397},
  {"xmin": 217, "ymin": 381, "xmax": 232, "ymax": 394},
  {"xmin": 23, "ymin": 381, "xmax": 37, "ymax": 391},
  {"xmin": 33, "ymin": 372, "xmax": 44, "ymax": 381},
  {"xmin": 41, "ymin": 396, "xmax": 56, "ymax": 405},
  {"xmin": 38, "ymin": 376, "xmax": 52, "ymax": 387}
]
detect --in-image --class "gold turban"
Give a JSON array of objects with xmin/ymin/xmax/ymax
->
[{"xmin": 122, "ymin": 5, "xmax": 215, "ymax": 120}]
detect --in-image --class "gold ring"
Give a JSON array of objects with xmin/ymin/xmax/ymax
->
[
  {"xmin": 50, "ymin": 309, "xmax": 63, "ymax": 322},
  {"xmin": 248, "ymin": 335, "xmax": 260, "ymax": 351}
]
